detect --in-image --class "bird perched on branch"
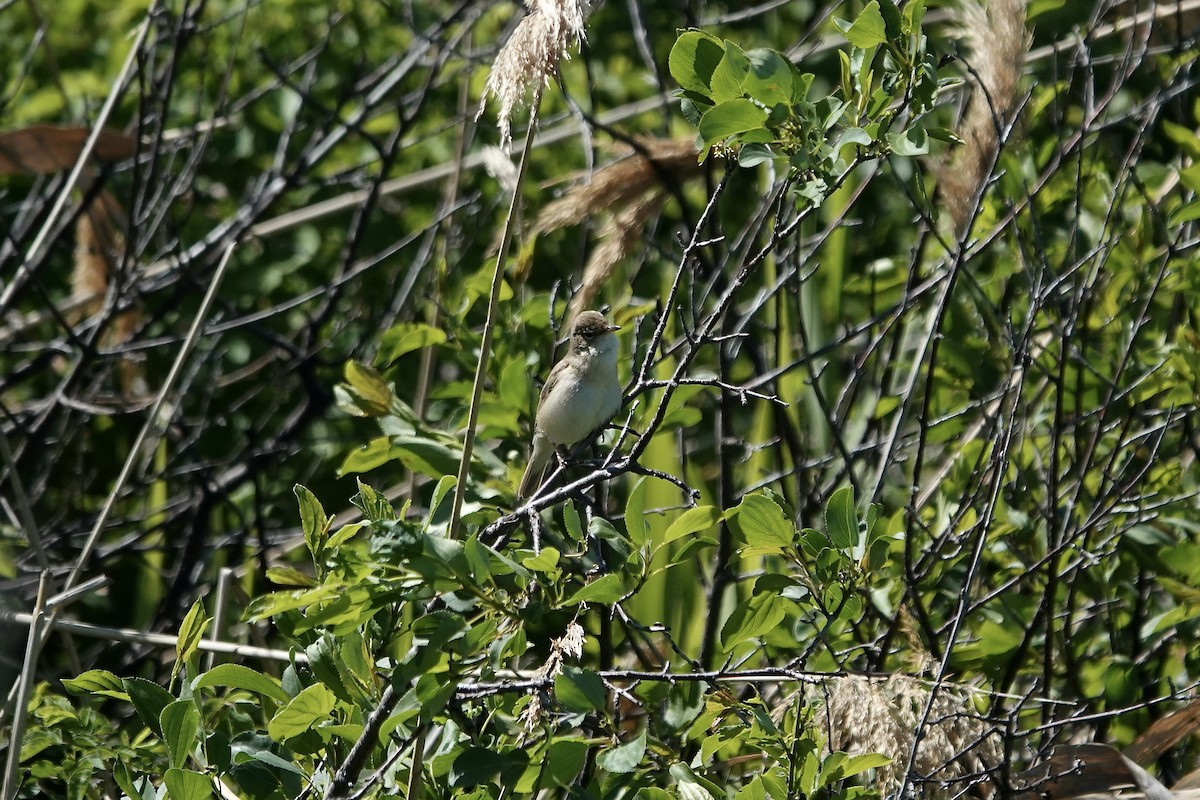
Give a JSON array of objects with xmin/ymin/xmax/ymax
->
[{"xmin": 518, "ymin": 310, "xmax": 622, "ymax": 499}]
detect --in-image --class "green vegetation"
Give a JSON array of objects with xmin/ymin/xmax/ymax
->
[{"xmin": 2, "ymin": 0, "xmax": 1200, "ymax": 798}]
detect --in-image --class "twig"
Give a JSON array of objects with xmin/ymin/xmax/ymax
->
[
  {"xmin": 323, "ymin": 683, "xmax": 398, "ymax": 799},
  {"xmin": 0, "ymin": 609, "xmax": 305, "ymax": 664}
]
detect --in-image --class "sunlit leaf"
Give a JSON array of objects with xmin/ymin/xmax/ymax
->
[
  {"xmin": 161, "ymin": 700, "xmax": 199, "ymax": 769},
  {"xmin": 267, "ymin": 684, "xmax": 336, "ymax": 741},
  {"xmin": 669, "ymin": 29, "xmax": 725, "ymax": 96},
  {"xmin": 375, "ymin": 322, "xmax": 446, "ymax": 367},
  {"xmin": 597, "ymin": 728, "xmax": 647, "ymax": 773},
  {"xmin": 195, "ymin": 663, "xmax": 290, "ymax": 703},
  {"xmin": 164, "ymin": 768, "xmax": 212, "ymax": 800},
  {"xmin": 699, "ymin": 99, "xmax": 768, "ymax": 145},
  {"xmin": 840, "ymin": 1, "xmax": 888, "ymax": 48},
  {"xmin": 563, "ymin": 573, "xmax": 625, "ymax": 606},
  {"xmin": 662, "ymin": 505, "xmax": 722, "ymax": 545},
  {"xmin": 62, "ymin": 669, "xmax": 128, "ymax": 701}
]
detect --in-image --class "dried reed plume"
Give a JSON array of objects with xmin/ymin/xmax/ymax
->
[
  {"xmin": 820, "ymin": 675, "xmax": 1001, "ymax": 797},
  {"xmin": 519, "ymin": 620, "xmax": 586, "ymax": 730},
  {"xmin": 481, "ymin": 145, "xmax": 520, "ymax": 194},
  {"xmin": 531, "ymin": 138, "xmax": 701, "ymax": 320},
  {"xmin": 478, "ymin": 0, "xmax": 590, "ymax": 143},
  {"xmin": 941, "ymin": 0, "xmax": 1029, "ymax": 235}
]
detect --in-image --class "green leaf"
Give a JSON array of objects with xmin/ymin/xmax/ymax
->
[
  {"xmin": 626, "ymin": 477, "xmax": 649, "ymax": 547},
  {"xmin": 597, "ymin": 728, "xmax": 647, "ymax": 773},
  {"xmin": 62, "ymin": 669, "xmax": 128, "ymax": 700},
  {"xmin": 564, "ymin": 573, "xmax": 625, "ymax": 606},
  {"xmin": 833, "ymin": 127, "xmax": 872, "ymax": 156},
  {"xmin": 229, "ymin": 751, "xmax": 304, "ymax": 797},
  {"xmin": 563, "ymin": 501, "xmax": 584, "ymax": 543},
  {"xmin": 161, "ymin": 700, "xmax": 200, "ymax": 770},
  {"xmin": 450, "ymin": 747, "xmax": 527, "ymax": 788},
  {"xmin": 842, "ymin": 1, "xmax": 888, "ymax": 47},
  {"xmin": 663, "ymin": 505, "xmax": 722, "ymax": 545},
  {"xmin": 637, "ymin": 790, "xmax": 676, "ymax": 800},
  {"xmin": 1180, "ymin": 163, "xmax": 1200, "ymax": 193},
  {"xmin": 887, "ymin": 124, "xmax": 929, "ymax": 156},
  {"xmin": 736, "ymin": 777, "xmax": 767, "ymax": 800},
  {"xmin": 375, "ymin": 322, "xmax": 446, "ymax": 367},
  {"xmin": 1164, "ymin": 119, "xmax": 1200, "ymax": 160},
  {"xmin": 545, "ymin": 738, "xmax": 589, "ymax": 786},
  {"xmin": 825, "ymin": 486, "xmax": 859, "ymax": 552},
  {"xmin": 926, "ymin": 126, "xmax": 965, "ymax": 144},
  {"xmin": 738, "ymin": 142, "xmax": 776, "ymax": 167},
  {"xmin": 173, "ymin": 599, "xmax": 209, "ymax": 685},
  {"xmin": 267, "ymin": 684, "xmax": 336, "ymax": 741},
  {"xmin": 670, "ymin": 763, "xmax": 721, "ymax": 800},
  {"xmin": 387, "ymin": 435, "xmax": 462, "ymax": 479},
  {"xmin": 1169, "ymin": 199, "xmax": 1200, "ymax": 227},
  {"xmin": 194, "ymin": 663, "xmax": 290, "ymax": 703},
  {"xmin": 669, "ymin": 29, "xmax": 725, "ymax": 96},
  {"xmin": 464, "ymin": 534, "xmax": 493, "ymax": 584},
  {"xmin": 730, "ymin": 493, "xmax": 795, "ymax": 551},
  {"xmin": 123, "ymin": 677, "xmax": 175, "ymax": 737},
  {"xmin": 499, "ymin": 356, "xmax": 531, "ymax": 413},
  {"xmin": 663, "ymin": 681, "xmax": 704, "ymax": 732},
  {"xmin": 112, "ymin": 763, "xmax": 142, "ymax": 800},
  {"xmin": 555, "ymin": 667, "xmax": 607, "ymax": 713},
  {"xmin": 903, "ymin": 0, "xmax": 927, "ymax": 33},
  {"xmin": 720, "ymin": 594, "xmax": 788, "ymax": 649},
  {"xmin": 342, "ymin": 361, "xmax": 392, "ymax": 416},
  {"xmin": 710, "ymin": 41, "xmax": 751, "ymax": 102},
  {"xmin": 339, "ymin": 435, "xmax": 460, "ymax": 479},
  {"xmin": 427, "ymin": 475, "xmax": 457, "ymax": 526},
  {"xmin": 352, "ymin": 478, "xmax": 397, "ymax": 522},
  {"xmin": 699, "ymin": 99, "xmax": 769, "ymax": 145},
  {"xmin": 265, "ymin": 566, "xmax": 317, "ymax": 587},
  {"xmin": 743, "ymin": 48, "xmax": 795, "ymax": 106},
  {"xmin": 328, "ymin": 521, "xmax": 365, "ymax": 549},
  {"xmin": 973, "ymin": 618, "xmax": 1024, "ymax": 657},
  {"xmin": 295, "ymin": 484, "xmax": 330, "ymax": 562},
  {"xmin": 164, "ymin": 768, "xmax": 212, "ymax": 800},
  {"xmin": 522, "ymin": 546, "xmax": 561, "ymax": 573},
  {"xmin": 338, "ymin": 436, "xmax": 399, "ymax": 475},
  {"xmin": 822, "ymin": 751, "xmax": 892, "ymax": 782},
  {"xmin": 877, "ymin": 0, "xmax": 904, "ymax": 38}
]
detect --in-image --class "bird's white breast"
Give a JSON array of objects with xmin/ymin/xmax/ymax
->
[{"xmin": 537, "ymin": 340, "xmax": 621, "ymax": 446}]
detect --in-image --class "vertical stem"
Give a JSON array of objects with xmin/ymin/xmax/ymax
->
[
  {"xmin": 205, "ymin": 567, "xmax": 236, "ymax": 671},
  {"xmin": 2, "ymin": 572, "xmax": 49, "ymax": 800},
  {"xmin": 447, "ymin": 89, "xmax": 542, "ymax": 540}
]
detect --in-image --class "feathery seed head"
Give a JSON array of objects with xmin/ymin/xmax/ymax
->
[{"xmin": 477, "ymin": 0, "xmax": 591, "ymax": 144}]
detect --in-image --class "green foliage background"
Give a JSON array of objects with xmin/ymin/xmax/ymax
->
[{"xmin": 1, "ymin": 0, "xmax": 1199, "ymax": 798}]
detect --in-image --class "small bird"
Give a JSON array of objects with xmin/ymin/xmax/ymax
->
[{"xmin": 518, "ymin": 310, "xmax": 623, "ymax": 499}]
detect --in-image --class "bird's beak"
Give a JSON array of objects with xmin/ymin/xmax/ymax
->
[{"xmin": 607, "ymin": 324, "xmax": 621, "ymax": 332}]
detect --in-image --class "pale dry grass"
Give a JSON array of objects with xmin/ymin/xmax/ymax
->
[{"xmin": 821, "ymin": 675, "xmax": 1002, "ymax": 797}]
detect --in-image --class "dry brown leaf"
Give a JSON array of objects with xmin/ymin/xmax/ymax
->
[
  {"xmin": 0, "ymin": 125, "xmax": 136, "ymax": 175},
  {"xmin": 1124, "ymin": 699, "xmax": 1200, "ymax": 767},
  {"xmin": 1015, "ymin": 744, "xmax": 1173, "ymax": 800}
]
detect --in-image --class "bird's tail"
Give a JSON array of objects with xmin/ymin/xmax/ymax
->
[{"xmin": 518, "ymin": 432, "xmax": 553, "ymax": 499}]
